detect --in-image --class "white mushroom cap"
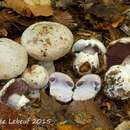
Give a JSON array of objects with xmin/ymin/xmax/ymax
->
[
  {"xmin": 73, "ymin": 74, "xmax": 101, "ymax": 101},
  {"xmin": 49, "ymin": 72, "xmax": 74, "ymax": 103},
  {"xmin": 72, "ymin": 39, "xmax": 106, "ymax": 75},
  {"xmin": 104, "ymin": 65, "xmax": 130, "ymax": 100},
  {"xmin": 21, "ymin": 22, "xmax": 74, "ymax": 61},
  {"xmin": 0, "ymin": 38, "xmax": 28, "ymax": 80},
  {"xmin": 22, "ymin": 65, "xmax": 49, "ymax": 89},
  {"xmin": 72, "ymin": 39, "xmax": 106, "ymax": 54}
]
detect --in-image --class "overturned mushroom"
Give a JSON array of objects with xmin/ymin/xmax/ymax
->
[
  {"xmin": 0, "ymin": 38, "xmax": 28, "ymax": 80},
  {"xmin": 21, "ymin": 21, "xmax": 74, "ymax": 61},
  {"xmin": 22, "ymin": 65, "xmax": 49, "ymax": 99},
  {"xmin": 0, "ymin": 78, "xmax": 30, "ymax": 110},
  {"xmin": 104, "ymin": 64, "xmax": 130, "ymax": 100},
  {"xmin": 72, "ymin": 39, "xmax": 107, "ymax": 75},
  {"xmin": 73, "ymin": 74, "xmax": 101, "ymax": 101},
  {"xmin": 107, "ymin": 37, "xmax": 130, "ymax": 68},
  {"xmin": 49, "ymin": 72, "xmax": 74, "ymax": 103}
]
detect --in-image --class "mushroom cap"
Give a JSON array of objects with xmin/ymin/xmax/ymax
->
[
  {"xmin": 21, "ymin": 22, "xmax": 74, "ymax": 61},
  {"xmin": 22, "ymin": 65, "xmax": 49, "ymax": 89},
  {"xmin": 107, "ymin": 37, "xmax": 130, "ymax": 68},
  {"xmin": 72, "ymin": 39, "xmax": 106, "ymax": 54},
  {"xmin": 73, "ymin": 74, "xmax": 101, "ymax": 101},
  {"xmin": 104, "ymin": 64, "xmax": 130, "ymax": 100},
  {"xmin": 0, "ymin": 38, "xmax": 28, "ymax": 80},
  {"xmin": 49, "ymin": 72, "xmax": 74, "ymax": 103}
]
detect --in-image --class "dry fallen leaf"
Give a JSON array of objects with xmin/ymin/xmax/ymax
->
[
  {"xmin": 65, "ymin": 100, "xmax": 114, "ymax": 129},
  {"xmin": 53, "ymin": 10, "xmax": 77, "ymax": 28},
  {"xmin": 4, "ymin": 0, "xmax": 53, "ymax": 16},
  {"xmin": 57, "ymin": 124, "xmax": 81, "ymax": 130},
  {"xmin": 111, "ymin": 16, "xmax": 125, "ymax": 28},
  {"xmin": 37, "ymin": 91, "xmax": 66, "ymax": 121},
  {"xmin": 115, "ymin": 121, "xmax": 130, "ymax": 130}
]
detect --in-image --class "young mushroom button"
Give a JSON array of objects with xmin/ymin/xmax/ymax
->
[
  {"xmin": 22, "ymin": 65, "xmax": 49, "ymax": 99},
  {"xmin": 49, "ymin": 72, "xmax": 74, "ymax": 103},
  {"xmin": 72, "ymin": 39, "xmax": 106, "ymax": 75},
  {"xmin": 0, "ymin": 38, "xmax": 28, "ymax": 80},
  {"xmin": 21, "ymin": 21, "xmax": 74, "ymax": 61}
]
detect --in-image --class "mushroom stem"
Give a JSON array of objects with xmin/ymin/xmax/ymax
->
[
  {"xmin": 72, "ymin": 39, "xmax": 106, "ymax": 75},
  {"xmin": 7, "ymin": 94, "xmax": 30, "ymax": 110},
  {"xmin": 74, "ymin": 51, "xmax": 99, "ymax": 75},
  {"xmin": 38, "ymin": 61, "xmax": 55, "ymax": 75},
  {"xmin": 28, "ymin": 89, "xmax": 40, "ymax": 100}
]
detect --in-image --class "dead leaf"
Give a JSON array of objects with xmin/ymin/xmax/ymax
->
[
  {"xmin": 101, "ymin": 0, "xmax": 114, "ymax": 5},
  {"xmin": 4, "ymin": 0, "xmax": 53, "ymax": 17},
  {"xmin": 37, "ymin": 91, "xmax": 67, "ymax": 121},
  {"xmin": 0, "ymin": 26, "xmax": 8, "ymax": 36},
  {"xmin": 66, "ymin": 100, "xmax": 114, "ymax": 129},
  {"xmin": 53, "ymin": 10, "xmax": 77, "ymax": 28},
  {"xmin": 57, "ymin": 124, "xmax": 80, "ymax": 130},
  {"xmin": 115, "ymin": 121, "xmax": 130, "ymax": 130},
  {"xmin": 111, "ymin": 16, "xmax": 125, "ymax": 28}
]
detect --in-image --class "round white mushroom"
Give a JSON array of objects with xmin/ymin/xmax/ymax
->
[
  {"xmin": 104, "ymin": 64, "xmax": 130, "ymax": 100},
  {"xmin": 72, "ymin": 39, "xmax": 106, "ymax": 75},
  {"xmin": 22, "ymin": 65, "xmax": 49, "ymax": 99},
  {"xmin": 49, "ymin": 72, "xmax": 74, "ymax": 103},
  {"xmin": 0, "ymin": 38, "xmax": 28, "ymax": 80},
  {"xmin": 73, "ymin": 74, "xmax": 101, "ymax": 101},
  {"xmin": 21, "ymin": 21, "xmax": 74, "ymax": 61}
]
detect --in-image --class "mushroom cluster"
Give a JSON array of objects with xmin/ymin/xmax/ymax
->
[
  {"xmin": 0, "ymin": 21, "xmax": 74, "ymax": 109},
  {"xmin": 0, "ymin": 19, "xmax": 130, "ymax": 129}
]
